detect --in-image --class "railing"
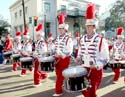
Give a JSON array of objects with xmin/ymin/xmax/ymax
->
[{"xmin": 57, "ymin": 9, "xmax": 86, "ymax": 17}]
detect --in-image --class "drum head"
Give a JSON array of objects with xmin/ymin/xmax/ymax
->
[
  {"xmin": 62, "ymin": 66, "xmax": 88, "ymax": 78},
  {"xmin": 119, "ymin": 60, "xmax": 125, "ymax": 64},
  {"xmin": 12, "ymin": 54, "xmax": 21, "ymax": 58},
  {"xmin": 3, "ymin": 51, "xmax": 13, "ymax": 55},
  {"xmin": 39, "ymin": 56, "xmax": 54, "ymax": 62},
  {"xmin": 20, "ymin": 57, "xmax": 33, "ymax": 62}
]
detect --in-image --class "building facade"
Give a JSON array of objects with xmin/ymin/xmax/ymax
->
[{"xmin": 10, "ymin": 0, "xmax": 99, "ymax": 40}]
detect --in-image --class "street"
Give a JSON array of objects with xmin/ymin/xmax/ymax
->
[{"xmin": 0, "ymin": 63, "xmax": 125, "ymax": 97}]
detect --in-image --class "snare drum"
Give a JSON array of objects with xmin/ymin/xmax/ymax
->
[
  {"xmin": 3, "ymin": 51, "xmax": 13, "ymax": 59},
  {"xmin": 38, "ymin": 56, "xmax": 54, "ymax": 62},
  {"xmin": 12, "ymin": 54, "xmax": 22, "ymax": 63},
  {"xmin": 38, "ymin": 56, "xmax": 55, "ymax": 72},
  {"xmin": 20, "ymin": 57, "xmax": 33, "ymax": 69},
  {"xmin": 62, "ymin": 66, "xmax": 90, "ymax": 92},
  {"xmin": 105, "ymin": 60, "xmax": 125, "ymax": 69}
]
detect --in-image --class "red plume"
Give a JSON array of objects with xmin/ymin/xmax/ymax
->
[
  {"xmin": 75, "ymin": 32, "xmax": 80, "ymax": 37},
  {"xmin": 16, "ymin": 31, "xmax": 22, "ymax": 36},
  {"xmin": 36, "ymin": 23, "xmax": 43, "ymax": 32},
  {"xmin": 23, "ymin": 28, "xmax": 28, "ymax": 35},
  {"xmin": 49, "ymin": 32, "xmax": 53, "ymax": 37},
  {"xmin": 58, "ymin": 14, "xmax": 67, "ymax": 24},
  {"xmin": 117, "ymin": 27, "xmax": 124, "ymax": 35},
  {"xmin": 86, "ymin": 3, "xmax": 96, "ymax": 19}
]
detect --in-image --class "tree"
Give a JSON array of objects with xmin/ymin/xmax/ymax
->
[
  {"xmin": 105, "ymin": 0, "xmax": 125, "ymax": 31},
  {"xmin": 0, "ymin": 15, "xmax": 10, "ymax": 35}
]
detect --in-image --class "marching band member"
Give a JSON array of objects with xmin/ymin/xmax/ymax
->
[
  {"xmin": 3, "ymin": 33, "xmax": 13, "ymax": 64},
  {"xmin": 20, "ymin": 29, "xmax": 33, "ymax": 76},
  {"xmin": 33, "ymin": 23, "xmax": 48, "ymax": 87},
  {"xmin": 110, "ymin": 27, "xmax": 125, "ymax": 83},
  {"xmin": 45, "ymin": 32, "xmax": 55, "ymax": 72},
  {"xmin": 3, "ymin": 33, "xmax": 13, "ymax": 51},
  {"xmin": 12, "ymin": 31, "xmax": 22, "ymax": 71},
  {"xmin": 76, "ymin": 3, "xmax": 109, "ymax": 97},
  {"xmin": 53, "ymin": 14, "xmax": 73, "ymax": 97},
  {"xmin": 73, "ymin": 32, "xmax": 80, "ymax": 58},
  {"xmin": 47, "ymin": 32, "xmax": 55, "ymax": 56}
]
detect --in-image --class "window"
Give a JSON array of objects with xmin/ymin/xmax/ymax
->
[
  {"xmin": 25, "ymin": 7, "xmax": 28, "ymax": 14},
  {"xmin": 44, "ymin": 3, "xmax": 50, "ymax": 12},
  {"xmin": 15, "ymin": 12, "xmax": 17, "ymax": 18},
  {"xmin": 61, "ymin": 5, "xmax": 66, "ymax": 10},
  {"xmin": 19, "ymin": 10, "xmax": 22, "ymax": 16},
  {"xmin": 61, "ymin": 5, "xmax": 66, "ymax": 13}
]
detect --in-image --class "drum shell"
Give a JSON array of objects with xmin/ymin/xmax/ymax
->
[
  {"xmin": 64, "ymin": 76, "xmax": 90, "ymax": 92},
  {"xmin": 39, "ymin": 62, "xmax": 54, "ymax": 72},
  {"xmin": 105, "ymin": 63, "xmax": 125, "ymax": 69},
  {"xmin": 62, "ymin": 66, "xmax": 90, "ymax": 92},
  {"xmin": 12, "ymin": 54, "xmax": 22, "ymax": 63},
  {"xmin": 3, "ymin": 51, "xmax": 13, "ymax": 59},
  {"xmin": 20, "ymin": 57, "xmax": 33, "ymax": 69}
]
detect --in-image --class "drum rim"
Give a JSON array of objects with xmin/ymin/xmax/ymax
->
[
  {"xmin": 12, "ymin": 54, "xmax": 22, "ymax": 58},
  {"xmin": 63, "ymin": 84, "xmax": 91, "ymax": 93},
  {"xmin": 62, "ymin": 67, "xmax": 88, "ymax": 78},
  {"xmin": 20, "ymin": 57, "xmax": 33, "ymax": 62}
]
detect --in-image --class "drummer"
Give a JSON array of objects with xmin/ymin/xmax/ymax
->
[
  {"xmin": 110, "ymin": 27, "xmax": 125, "ymax": 83},
  {"xmin": 47, "ymin": 32, "xmax": 55, "ymax": 56},
  {"xmin": 73, "ymin": 32, "xmax": 80, "ymax": 58},
  {"xmin": 75, "ymin": 3, "xmax": 109, "ymax": 97},
  {"xmin": 12, "ymin": 31, "xmax": 22, "ymax": 71},
  {"xmin": 20, "ymin": 28, "xmax": 33, "ymax": 76},
  {"xmin": 33, "ymin": 23, "xmax": 49, "ymax": 87},
  {"xmin": 3, "ymin": 32, "xmax": 13, "ymax": 64},
  {"xmin": 52, "ymin": 13, "xmax": 73, "ymax": 97}
]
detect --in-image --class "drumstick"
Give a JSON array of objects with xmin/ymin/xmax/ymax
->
[{"xmin": 87, "ymin": 69, "xmax": 92, "ymax": 77}]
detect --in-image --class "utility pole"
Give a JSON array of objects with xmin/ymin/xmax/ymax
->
[
  {"xmin": 22, "ymin": 0, "xmax": 27, "ymax": 29},
  {"xmin": 44, "ymin": 14, "xmax": 46, "ymax": 38}
]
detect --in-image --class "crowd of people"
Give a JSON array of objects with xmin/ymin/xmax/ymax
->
[{"xmin": 1, "ymin": 2, "xmax": 125, "ymax": 97}]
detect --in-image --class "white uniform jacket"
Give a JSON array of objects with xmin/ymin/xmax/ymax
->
[
  {"xmin": 22, "ymin": 41, "xmax": 32, "ymax": 56},
  {"xmin": 77, "ymin": 33, "xmax": 109, "ymax": 69},
  {"xmin": 54, "ymin": 33, "xmax": 73, "ymax": 58}
]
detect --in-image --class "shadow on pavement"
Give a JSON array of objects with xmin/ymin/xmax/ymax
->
[
  {"xmin": 99, "ymin": 75, "xmax": 114, "ymax": 89},
  {"xmin": 48, "ymin": 76, "xmax": 56, "ymax": 82},
  {"xmin": 0, "ymin": 74, "xmax": 19, "ymax": 80},
  {"xmin": 101, "ymin": 86, "xmax": 125, "ymax": 97},
  {"xmin": 0, "ymin": 83, "xmax": 33, "ymax": 94},
  {"xmin": 22, "ymin": 88, "xmax": 82, "ymax": 97},
  {"xmin": 0, "ymin": 66, "xmax": 12, "ymax": 73},
  {"xmin": 100, "ymin": 69, "xmax": 125, "ymax": 89},
  {"xmin": 0, "ymin": 79, "xmax": 33, "ymax": 86}
]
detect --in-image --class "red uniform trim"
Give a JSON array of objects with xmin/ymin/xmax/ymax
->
[{"xmin": 99, "ymin": 37, "xmax": 103, "ymax": 52}]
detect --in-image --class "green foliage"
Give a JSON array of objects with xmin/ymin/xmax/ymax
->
[
  {"xmin": 0, "ymin": 19, "xmax": 9, "ymax": 35},
  {"xmin": 105, "ymin": 0, "xmax": 125, "ymax": 31}
]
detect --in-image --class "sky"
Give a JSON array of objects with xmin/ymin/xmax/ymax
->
[
  {"xmin": 0, "ymin": 0, "xmax": 116, "ymax": 22},
  {"xmin": 0, "ymin": 0, "xmax": 15, "ymax": 21},
  {"xmin": 88, "ymin": 0, "xmax": 116, "ymax": 14}
]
